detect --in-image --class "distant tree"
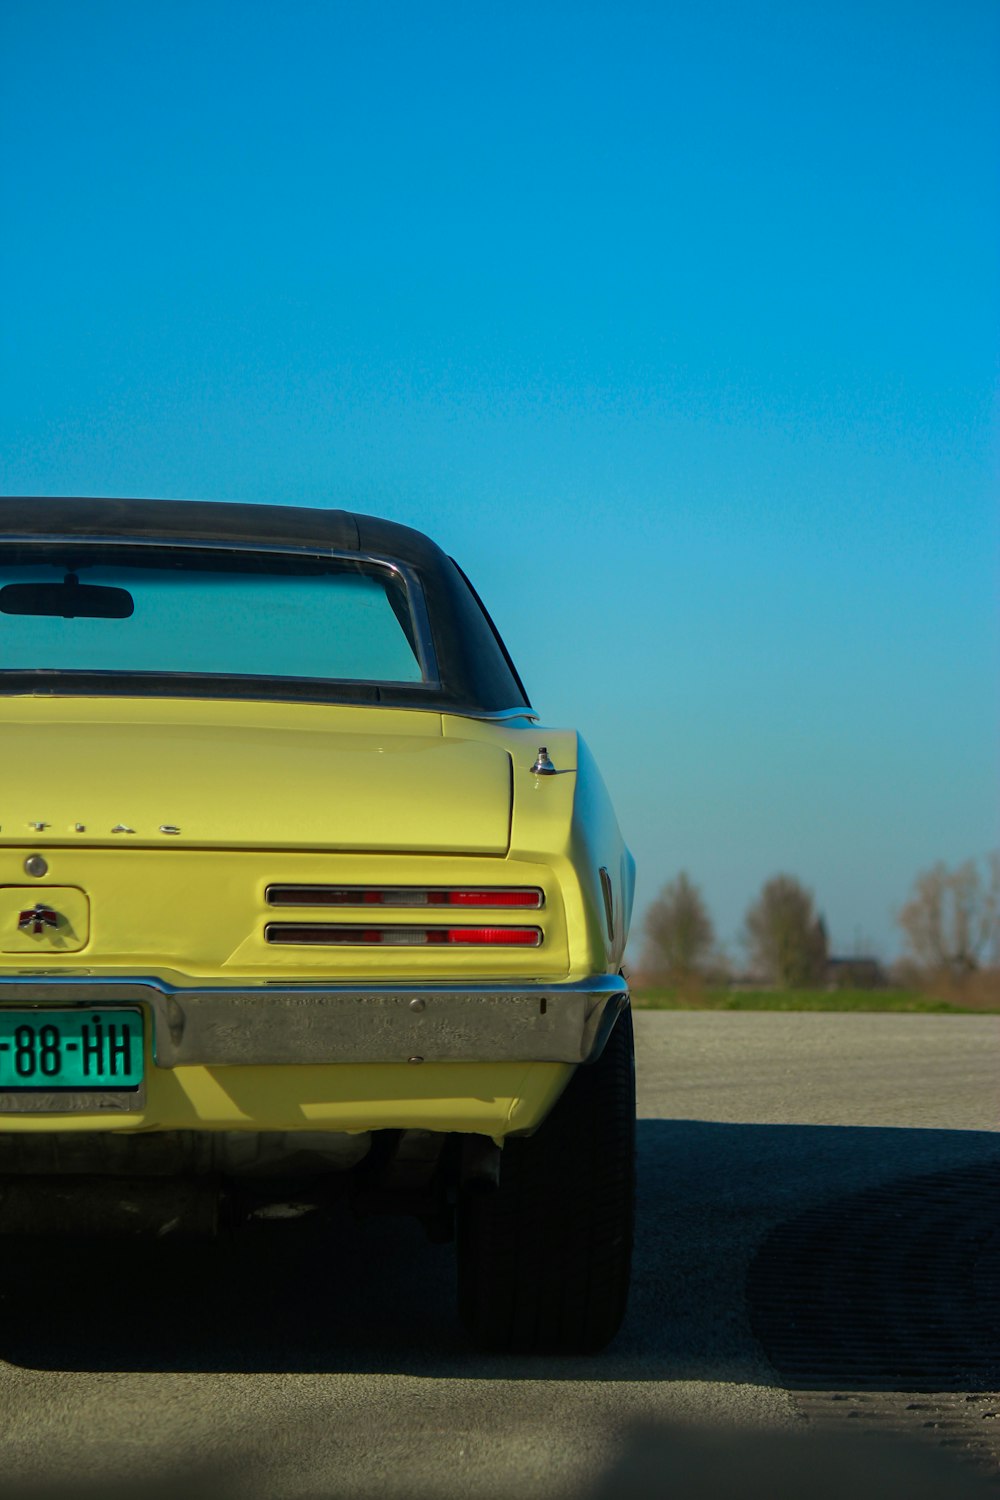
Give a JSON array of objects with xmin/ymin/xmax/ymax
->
[
  {"xmin": 743, "ymin": 875, "xmax": 828, "ymax": 987},
  {"xmin": 641, "ymin": 872, "xmax": 715, "ymax": 980},
  {"xmin": 897, "ymin": 853, "xmax": 1000, "ymax": 975}
]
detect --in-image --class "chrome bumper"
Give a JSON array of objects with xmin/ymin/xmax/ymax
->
[{"xmin": 0, "ymin": 972, "xmax": 629, "ymax": 1067}]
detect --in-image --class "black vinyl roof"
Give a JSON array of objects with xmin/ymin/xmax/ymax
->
[{"xmin": 0, "ymin": 496, "xmax": 531, "ymax": 715}]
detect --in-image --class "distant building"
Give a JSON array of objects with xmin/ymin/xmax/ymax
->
[{"xmin": 824, "ymin": 957, "xmax": 886, "ymax": 990}]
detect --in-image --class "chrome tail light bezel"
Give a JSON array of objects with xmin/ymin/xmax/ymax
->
[
  {"xmin": 264, "ymin": 923, "xmax": 543, "ymax": 947},
  {"xmin": 265, "ymin": 885, "xmax": 544, "ymax": 910}
]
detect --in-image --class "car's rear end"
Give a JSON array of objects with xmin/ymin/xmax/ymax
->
[{"xmin": 0, "ymin": 498, "xmax": 634, "ymax": 1350}]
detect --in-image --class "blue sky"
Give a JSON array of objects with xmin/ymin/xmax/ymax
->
[{"xmin": 2, "ymin": 0, "xmax": 997, "ymax": 960}]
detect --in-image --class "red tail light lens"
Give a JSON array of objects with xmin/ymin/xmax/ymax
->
[
  {"xmin": 265, "ymin": 924, "xmax": 542, "ymax": 947},
  {"xmin": 440, "ymin": 927, "xmax": 540, "ymax": 944},
  {"xmin": 440, "ymin": 891, "xmax": 539, "ymax": 907}
]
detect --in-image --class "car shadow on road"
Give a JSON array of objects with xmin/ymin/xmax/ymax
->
[{"xmin": 0, "ymin": 1119, "xmax": 996, "ymax": 1386}]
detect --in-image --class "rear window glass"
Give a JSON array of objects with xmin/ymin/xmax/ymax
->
[{"xmin": 0, "ymin": 553, "xmax": 427, "ymax": 685}]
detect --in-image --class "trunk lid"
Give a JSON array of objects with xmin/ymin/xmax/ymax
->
[{"xmin": 0, "ymin": 699, "xmax": 512, "ymax": 854}]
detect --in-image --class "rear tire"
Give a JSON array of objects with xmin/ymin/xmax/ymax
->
[{"xmin": 456, "ymin": 1006, "xmax": 635, "ymax": 1353}]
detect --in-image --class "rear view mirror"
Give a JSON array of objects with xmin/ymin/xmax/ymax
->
[{"xmin": 0, "ymin": 575, "xmax": 134, "ymax": 619}]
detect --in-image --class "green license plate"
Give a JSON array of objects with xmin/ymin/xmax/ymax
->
[{"xmin": 0, "ymin": 1009, "xmax": 143, "ymax": 1091}]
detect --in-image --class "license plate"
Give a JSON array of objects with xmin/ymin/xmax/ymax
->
[{"xmin": 0, "ymin": 1009, "xmax": 143, "ymax": 1091}]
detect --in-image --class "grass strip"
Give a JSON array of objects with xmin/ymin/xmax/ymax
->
[{"xmin": 630, "ymin": 987, "xmax": 998, "ymax": 1014}]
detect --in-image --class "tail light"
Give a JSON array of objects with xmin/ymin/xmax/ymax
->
[
  {"xmin": 267, "ymin": 886, "xmax": 543, "ymax": 909},
  {"xmin": 265, "ymin": 924, "xmax": 542, "ymax": 946}
]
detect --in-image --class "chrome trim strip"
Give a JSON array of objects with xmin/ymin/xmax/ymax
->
[
  {"xmin": 263, "ymin": 924, "xmax": 544, "ymax": 946},
  {"xmin": 0, "ymin": 1086, "xmax": 145, "ymax": 1115},
  {"xmin": 599, "ymin": 866, "xmax": 615, "ymax": 943},
  {"xmin": 0, "ymin": 973, "xmax": 628, "ymax": 1067},
  {"xmin": 449, "ymin": 707, "xmax": 540, "ymax": 723},
  {"xmin": 265, "ymin": 885, "xmax": 545, "ymax": 908}
]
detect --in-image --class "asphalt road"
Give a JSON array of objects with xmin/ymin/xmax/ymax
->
[{"xmin": 0, "ymin": 1012, "xmax": 997, "ymax": 1500}]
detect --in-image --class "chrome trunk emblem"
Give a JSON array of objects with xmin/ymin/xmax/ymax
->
[{"xmin": 18, "ymin": 904, "xmax": 59, "ymax": 935}]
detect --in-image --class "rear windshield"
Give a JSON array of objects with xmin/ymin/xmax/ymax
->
[{"xmin": 0, "ymin": 547, "xmax": 430, "ymax": 687}]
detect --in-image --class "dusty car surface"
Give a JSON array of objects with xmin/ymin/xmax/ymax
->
[{"xmin": 0, "ymin": 497, "xmax": 635, "ymax": 1352}]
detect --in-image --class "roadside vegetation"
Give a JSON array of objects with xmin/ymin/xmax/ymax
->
[
  {"xmin": 631, "ymin": 985, "xmax": 996, "ymax": 1014},
  {"xmin": 632, "ymin": 853, "xmax": 1000, "ymax": 1013}
]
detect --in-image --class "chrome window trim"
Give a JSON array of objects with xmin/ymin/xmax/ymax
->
[{"xmin": 448, "ymin": 707, "xmax": 540, "ymax": 723}]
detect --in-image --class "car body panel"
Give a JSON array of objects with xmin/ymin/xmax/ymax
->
[
  {"xmin": 0, "ymin": 698, "xmax": 512, "ymax": 855},
  {"xmin": 0, "ymin": 1051, "xmax": 574, "ymax": 1141}
]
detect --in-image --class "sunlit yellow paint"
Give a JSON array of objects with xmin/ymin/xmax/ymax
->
[
  {"xmin": 0, "ymin": 695, "xmax": 631, "ymax": 1138},
  {"xmin": 0, "ymin": 1058, "xmax": 575, "ymax": 1139}
]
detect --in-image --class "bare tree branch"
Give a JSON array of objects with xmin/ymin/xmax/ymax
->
[
  {"xmin": 641, "ymin": 872, "xmax": 714, "ymax": 981},
  {"xmin": 897, "ymin": 853, "xmax": 1000, "ymax": 974},
  {"xmin": 743, "ymin": 875, "xmax": 828, "ymax": 987}
]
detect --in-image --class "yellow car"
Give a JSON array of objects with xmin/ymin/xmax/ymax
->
[{"xmin": 0, "ymin": 497, "xmax": 635, "ymax": 1352}]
